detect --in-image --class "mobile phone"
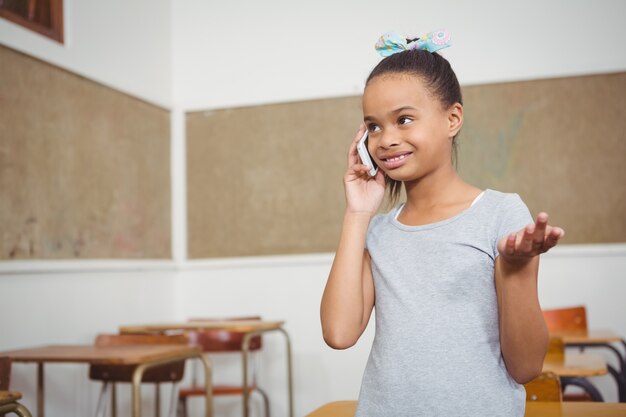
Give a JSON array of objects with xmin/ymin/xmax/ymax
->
[{"xmin": 357, "ymin": 130, "xmax": 378, "ymax": 176}]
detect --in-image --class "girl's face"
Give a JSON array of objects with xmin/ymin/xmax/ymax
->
[{"xmin": 362, "ymin": 73, "xmax": 462, "ymax": 183}]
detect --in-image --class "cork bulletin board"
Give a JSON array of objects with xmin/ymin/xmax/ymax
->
[
  {"xmin": 187, "ymin": 97, "xmax": 362, "ymax": 258},
  {"xmin": 0, "ymin": 45, "xmax": 171, "ymax": 260},
  {"xmin": 187, "ymin": 72, "xmax": 626, "ymax": 258},
  {"xmin": 2, "ymin": 40, "xmax": 623, "ymax": 260},
  {"xmin": 458, "ymin": 72, "xmax": 626, "ymax": 245}
]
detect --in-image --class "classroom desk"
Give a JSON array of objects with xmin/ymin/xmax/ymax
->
[
  {"xmin": 542, "ymin": 351, "xmax": 608, "ymax": 401},
  {"xmin": 552, "ymin": 329, "xmax": 626, "ymax": 402},
  {"xmin": 1, "ymin": 344, "xmax": 212, "ymax": 417},
  {"xmin": 303, "ymin": 400, "xmax": 626, "ymax": 417},
  {"xmin": 542, "ymin": 352, "xmax": 607, "ymax": 377},
  {"xmin": 119, "ymin": 320, "xmax": 293, "ymax": 417}
]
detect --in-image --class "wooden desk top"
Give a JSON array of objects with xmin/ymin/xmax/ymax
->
[
  {"xmin": 1, "ymin": 344, "xmax": 201, "ymax": 365},
  {"xmin": 525, "ymin": 401, "xmax": 626, "ymax": 417},
  {"xmin": 550, "ymin": 330, "xmax": 623, "ymax": 344},
  {"xmin": 306, "ymin": 401, "xmax": 355, "ymax": 417},
  {"xmin": 304, "ymin": 401, "xmax": 626, "ymax": 417},
  {"xmin": 119, "ymin": 320, "xmax": 285, "ymax": 334},
  {"xmin": 542, "ymin": 352, "xmax": 607, "ymax": 377}
]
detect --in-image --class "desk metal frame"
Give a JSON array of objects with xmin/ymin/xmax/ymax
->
[
  {"xmin": 242, "ymin": 327, "xmax": 293, "ymax": 417},
  {"xmin": 563, "ymin": 337, "xmax": 626, "ymax": 402},
  {"xmin": 557, "ymin": 332, "xmax": 626, "ymax": 403},
  {"xmin": 4, "ymin": 346, "xmax": 213, "ymax": 417},
  {"xmin": 120, "ymin": 320, "xmax": 294, "ymax": 417}
]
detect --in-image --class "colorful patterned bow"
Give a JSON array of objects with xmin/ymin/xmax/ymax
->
[{"xmin": 375, "ymin": 30, "xmax": 451, "ymax": 57}]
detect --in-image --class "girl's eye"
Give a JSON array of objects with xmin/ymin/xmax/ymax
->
[
  {"xmin": 398, "ymin": 116, "xmax": 412, "ymax": 125},
  {"xmin": 367, "ymin": 124, "xmax": 381, "ymax": 133}
]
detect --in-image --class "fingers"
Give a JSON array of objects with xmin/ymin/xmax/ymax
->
[
  {"xmin": 533, "ymin": 212, "xmax": 548, "ymax": 247},
  {"xmin": 500, "ymin": 213, "xmax": 566, "ymax": 262},
  {"xmin": 519, "ymin": 224, "xmax": 535, "ymax": 253},
  {"xmin": 505, "ymin": 233, "xmax": 517, "ymax": 256},
  {"xmin": 534, "ymin": 212, "xmax": 565, "ymax": 253},
  {"xmin": 346, "ymin": 163, "xmax": 375, "ymax": 181},
  {"xmin": 542, "ymin": 226, "xmax": 565, "ymax": 252}
]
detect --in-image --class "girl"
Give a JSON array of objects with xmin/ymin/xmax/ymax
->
[{"xmin": 320, "ymin": 31, "xmax": 565, "ymax": 417}]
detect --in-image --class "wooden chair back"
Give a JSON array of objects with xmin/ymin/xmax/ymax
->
[
  {"xmin": 542, "ymin": 306, "xmax": 588, "ymax": 332},
  {"xmin": 524, "ymin": 372, "xmax": 562, "ymax": 401},
  {"xmin": 89, "ymin": 333, "xmax": 188, "ymax": 383},
  {"xmin": 188, "ymin": 316, "xmax": 263, "ymax": 352},
  {"xmin": 0, "ymin": 356, "xmax": 10, "ymax": 390}
]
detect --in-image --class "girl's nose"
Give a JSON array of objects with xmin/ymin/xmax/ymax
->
[{"xmin": 378, "ymin": 131, "xmax": 400, "ymax": 149}]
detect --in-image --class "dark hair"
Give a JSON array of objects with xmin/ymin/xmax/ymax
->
[{"xmin": 365, "ymin": 49, "xmax": 463, "ymax": 206}]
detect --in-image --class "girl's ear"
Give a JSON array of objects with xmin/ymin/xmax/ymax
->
[{"xmin": 447, "ymin": 103, "xmax": 463, "ymax": 138}]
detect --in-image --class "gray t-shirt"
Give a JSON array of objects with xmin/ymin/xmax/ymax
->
[{"xmin": 356, "ymin": 189, "xmax": 533, "ymax": 417}]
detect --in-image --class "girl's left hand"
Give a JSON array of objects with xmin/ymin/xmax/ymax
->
[{"xmin": 497, "ymin": 212, "xmax": 565, "ymax": 264}]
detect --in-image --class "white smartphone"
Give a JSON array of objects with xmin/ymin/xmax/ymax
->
[{"xmin": 357, "ymin": 130, "xmax": 378, "ymax": 176}]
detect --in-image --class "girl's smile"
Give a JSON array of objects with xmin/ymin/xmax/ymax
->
[{"xmin": 378, "ymin": 151, "xmax": 413, "ymax": 170}]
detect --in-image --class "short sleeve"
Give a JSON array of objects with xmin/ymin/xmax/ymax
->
[
  {"xmin": 364, "ymin": 212, "xmax": 386, "ymax": 251},
  {"xmin": 494, "ymin": 193, "xmax": 533, "ymax": 258}
]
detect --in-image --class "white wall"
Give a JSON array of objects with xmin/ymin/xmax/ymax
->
[
  {"xmin": 172, "ymin": 0, "xmax": 626, "ymax": 110},
  {"xmin": 1, "ymin": 1, "xmax": 626, "ymax": 416},
  {"xmin": 0, "ymin": 0, "xmax": 172, "ymax": 108},
  {"xmin": 2, "ymin": 248, "xmax": 625, "ymax": 416},
  {"xmin": 0, "ymin": 265, "xmax": 179, "ymax": 416}
]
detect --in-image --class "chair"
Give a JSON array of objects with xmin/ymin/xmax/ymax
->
[
  {"xmin": 89, "ymin": 334, "xmax": 188, "ymax": 417},
  {"xmin": 543, "ymin": 305, "xmax": 587, "ymax": 333},
  {"xmin": 177, "ymin": 317, "xmax": 270, "ymax": 417},
  {"xmin": 524, "ymin": 372, "xmax": 562, "ymax": 401},
  {"xmin": 542, "ymin": 307, "xmax": 597, "ymax": 401},
  {"xmin": 0, "ymin": 356, "xmax": 34, "ymax": 417}
]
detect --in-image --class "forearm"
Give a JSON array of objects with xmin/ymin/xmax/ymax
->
[
  {"xmin": 496, "ymin": 256, "xmax": 549, "ymax": 383},
  {"xmin": 321, "ymin": 211, "xmax": 374, "ymax": 349}
]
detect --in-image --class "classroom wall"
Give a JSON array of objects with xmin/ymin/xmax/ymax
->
[
  {"xmin": 0, "ymin": 0, "xmax": 172, "ymax": 108},
  {"xmin": 2, "ymin": 1, "xmax": 626, "ymax": 416},
  {"xmin": 2, "ymin": 248, "xmax": 625, "ymax": 416},
  {"xmin": 171, "ymin": 0, "xmax": 626, "ymax": 110}
]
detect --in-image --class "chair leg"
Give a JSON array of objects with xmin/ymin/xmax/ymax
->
[
  {"xmin": 254, "ymin": 388, "xmax": 271, "ymax": 417},
  {"xmin": 111, "ymin": 384, "xmax": 117, "ymax": 417},
  {"xmin": 167, "ymin": 382, "xmax": 180, "ymax": 417},
  {"xmin": 561, "ymin": 377, "xmax": 605, "ymax": 401},
  {"xmin": 14, "ymin": 403, "xmax": 34, "ymax": 417},
  {"xmin": 0, "ymin": 402, "xmax": 33, "ymax": 417},
  {"xmin": 95, "ymin": 382, "xmax": 110, "ymax": 417},
  {"xmin": 156, "ymin": 383, "xmax": 161, "ymax": 417},
  {"xmin": 176, "ymin": 395, "xmax": 188, "ymax": 417}
]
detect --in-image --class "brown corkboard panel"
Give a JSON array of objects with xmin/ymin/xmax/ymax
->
[
  {"xmin": 458, "ymin": 72, "xmax": 626, "ymax": 244},
  {"xmin": 187, "ymin": 97, "xmax": 363, "ymax": 258},
  {"xmin": 188, "ymin": 72, "xmax": 626, "ymax": 258},
  {"xmin": 0, "ymin": 45, "xmax": 171, "ymax": 259}
]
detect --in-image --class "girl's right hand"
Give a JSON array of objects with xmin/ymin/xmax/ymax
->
[{"xmin": 344, "ymin": 125, "xmax": 386, "ymax": 215}]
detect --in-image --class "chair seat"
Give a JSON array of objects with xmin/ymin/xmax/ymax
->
[
  {"xmin": 179, "ymin": 384, "xmax": 260, "ymax": 397},
  {"xmin": 0, "ymin": 390, "xmax": 22, "ymax": 406}
]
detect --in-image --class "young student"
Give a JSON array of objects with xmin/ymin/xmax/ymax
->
[{"xmin": 320, "ymin": 31, "xmax": 565, "ymax": 417}]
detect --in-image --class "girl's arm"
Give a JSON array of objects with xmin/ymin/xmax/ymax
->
[
  {"xmin": 495, "ymin": 212, "xmax": 565, "ymax": 383},
  {"xmin": 321, "ymin": 126, "xmax": 385, "ymax": 349},
  {"xmin": 321, "ymin": 214, "xmax": 376, "ymax": 349}
]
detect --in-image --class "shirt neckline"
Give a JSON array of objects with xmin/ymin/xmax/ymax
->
[{"xmin": 390, "ymin": 189, "xmax": 491, "ymax": 232}]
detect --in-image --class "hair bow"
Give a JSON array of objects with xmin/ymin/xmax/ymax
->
[{"xmin": 375, "ymin": 30, "xmax": 451, "ymax": 57}]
